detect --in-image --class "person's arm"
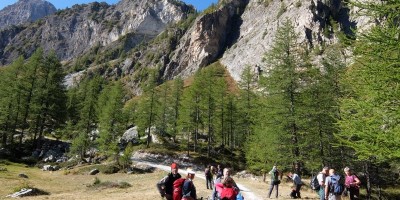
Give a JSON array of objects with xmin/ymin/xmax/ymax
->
[
  {"xmin": 211, "ymin": 178, "xmax": 221, "ymax": 200},
  {"xmin": 353, "ymin": 175, "xmax": 361, "ymax": 187},
  {"xmin": 156, "ymin": 176, "xmax": 168, "ymax": 197},
  {"xmin": 182, "ymin": 180, "xmax": 195, "ymax": 200},
  {"xmin": 324, "ymin": 177, "xmax": 329, "ymax": 200}
]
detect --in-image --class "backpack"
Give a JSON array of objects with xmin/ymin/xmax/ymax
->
[
  {"xmin": 221, "ymin": 187, "xmax": 237, "ymax": 200},
  {"xmin": 310, "ymin": 174, "xmax": 320, "ymax": 191},
  {"xmin": 172, "ymin": 178, "xmax": 186, "ymax": 200},
  {"xmin": 329, "ymin": 176, "xmax": 344, "ymax": 195}
]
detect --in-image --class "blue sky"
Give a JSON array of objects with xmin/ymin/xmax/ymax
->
[{"xmin": 0, "ymin": 0, "xmax": 218, "ymax": 11}]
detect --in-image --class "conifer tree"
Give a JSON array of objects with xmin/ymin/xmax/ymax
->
[
  {"xmin": 258, "ymin": 20, "xmax": 310, "ymax": 169},
  {"xmin": 97, "ymin": 81, "xmax": 125, "ymax": 158},
  {"xmin": 337, "ymin": 1, "xmax": 400, "ymax": 197},
  {"xmin": 169, "ymin": 77, "xmax": 184, "ymax": 143},
  {"xmin": 136, "ymin": 69, "xmax": 159, "ymax": 148},
  {"xmin": 0, "ymin": 57, "xmax": 24, "ymax": 146}
]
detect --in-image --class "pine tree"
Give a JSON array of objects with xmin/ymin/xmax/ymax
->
[
  {"xmin": 169, "ymin": 77, "xmax": 184, "ymax": 143},
  {"xmin": 136, "ymin": 69, "xmax": 159, "ymax": 148},
  {"xmin": 0, "ymin": 57, "xmax": 24, "ymax": 146},
  {"xmin": 97, "ymin": 81, "xmax": 125, "ymax": 158},
  {"xmin": 337, "ymin": 1, "xmax": 400, "ymax": 197},
  {"xmin": 258, "ymin": 20, "xmax": 310, "ymax": 169}
]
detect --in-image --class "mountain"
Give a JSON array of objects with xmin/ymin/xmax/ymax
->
[
  {"xmin": 0, "ymin": 0, "xmax": 57, "ymax": 30},
  {"xmin": 0, "ymin": 0, "xmax": 194, "ymax": 65},
  {"xmin": 0, "ymin": 0, "xmax": 373, "ymax": 93}
]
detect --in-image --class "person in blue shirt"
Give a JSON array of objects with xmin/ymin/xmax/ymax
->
[
  {"xmin": 182, "ymin": 168, "xmax": 197, "ymax": 200},
  {"xmin": 288, "ymin": 172, "xmax": 302, "ymax": 198}
]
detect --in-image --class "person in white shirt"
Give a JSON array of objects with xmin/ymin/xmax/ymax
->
[{"xmin": 317, "ymin": 167, "xmax": 329, "ymax": 200}]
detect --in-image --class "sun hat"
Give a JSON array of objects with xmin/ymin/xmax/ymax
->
[{"xmin": 187, "ymin": 168, "xmax": 196, "ymax": 174}]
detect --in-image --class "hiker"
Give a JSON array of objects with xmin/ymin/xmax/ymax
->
[
  {"xmin": 205, "ymin": 165, "xmax": 213, "ymax": 189},
  {"xmin": 318, "ymin": 166, "xmax": 329, "ymax": 200},
  {"xmin": 156, "ymin": 162, "xmax": 181, "ymax": 200},
  {"xmin": 288, "ymin": 172, "xmax": 302, "ymax": 198},
  {"xmin": 216, "ymin": 164, "xmax": 223, "ymax": 179},
  {"xmin": 268, "ymin": 166, "xmax": 280, "ymax": 198},
  {"xmin": 182, "ymin": 168, "xmax": 197, "ymax": 200},
  {"xmin": 211, "ymin": 168, "xmax": 239, "ymax": 200},
  {"xmin": 344, "ymin": 167, "xmax": 361, "ymax": 200},
  {"xmin": 215, "ymin": 176, "xmax": 239, "ymax": 200},
  {"xmin": 325, "ymin": 168, "xmax": 342, "ymax": 200}
]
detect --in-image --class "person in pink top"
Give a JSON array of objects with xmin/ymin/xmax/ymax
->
[{"xmin": 344, "ymin": 167, "xmax": 361, "ymax": 200}]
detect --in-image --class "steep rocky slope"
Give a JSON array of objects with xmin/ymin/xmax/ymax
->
[
  {"xmin": 164, "ymin": 0, "xmax": 373, "ymax": 82},
  {"xmin": 0, "ymin": 0, "xmax": 56, "ymax": 30},
  {"xmin": 0, "ymin": 0, "xmax": 194, "ymax": 65}
]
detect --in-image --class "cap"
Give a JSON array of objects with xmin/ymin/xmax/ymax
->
[
  {"xmin": 187, "ymin": 168, "xmax": 196, "ymax": 174},
  {"xmin": 171, "ymin": 162, "xmax": 178, "ymax": 169}
]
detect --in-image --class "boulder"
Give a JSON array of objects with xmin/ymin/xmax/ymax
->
[
  {"xmin": 89, "ymin": 169, "xmax": 100, "ymax": 175},
  {"xmin": 42, "ymin": 165, "xmax": 54, "ymax": 171},
  {"xmin": 18, "ymin": 173, "xmax": 29, "ymax": 178},
  {"xmin": 120, "ymin": 126, "xmax": 139, "ymax": 144}
]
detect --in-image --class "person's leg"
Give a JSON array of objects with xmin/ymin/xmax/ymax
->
[
  {"xmin": 295, "ymin": 184, "xmax": 301, "ymax": 198},
  {"xmin": 319, "ymin": 187, "xmax": 325, "ymax": 200},
  {"xmin": 268, "ymin": 183, "xmax": 274, "ymax": 198},
  {"xmin": 275, "ymin": 184, "xmax": 279, "ymax": 198}
]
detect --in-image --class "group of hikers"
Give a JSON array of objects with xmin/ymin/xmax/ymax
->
[
  {"xmin": 156, "ymin": 162, "xmax": 361, "ymax": 200},
  {"xmin": 156, "ymin": 162, "xmax": 242, "ymax": 200},
  {"xmin": 268, "ymin": 165, "xmax": 361, "ymax": 200}
]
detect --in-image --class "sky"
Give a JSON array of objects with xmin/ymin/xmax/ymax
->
[{"xmin": 0, "ymin": 0, "xmax": 218, "ymax": 11}]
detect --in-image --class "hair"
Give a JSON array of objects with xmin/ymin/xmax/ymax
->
[
  {"xmin": 222, "ymin": 177, "xmax": 234, "ymax": 187},
  {"xmin": 323, "ymin": 166, "xmax": 329, "ymax": 171}
]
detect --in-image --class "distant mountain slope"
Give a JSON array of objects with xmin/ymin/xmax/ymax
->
[
  {"xmin": 0, "ymin": 0, "xmax": 56, "ymax": 30},
  {"xmin": 0, "ymin": 0, "xmax": 194, "ymax": 65}
]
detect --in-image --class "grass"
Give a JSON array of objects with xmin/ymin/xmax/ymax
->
[{"xmin": 0, "ymin": 160, "xmax": 211, "ymax": 200}]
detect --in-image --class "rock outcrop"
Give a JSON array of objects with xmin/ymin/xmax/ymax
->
[
  {"xmin": 164, "ymin": 0, "xmax": 372, "ymax": 82},
  {"xmin": 0, "ymin": 0, "xmax": 56, "ymax": 30}
]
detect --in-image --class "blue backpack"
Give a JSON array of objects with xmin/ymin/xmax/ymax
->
[{"xmin": 329, "ymin": 176, "xmax": 344, "ymax": 195}]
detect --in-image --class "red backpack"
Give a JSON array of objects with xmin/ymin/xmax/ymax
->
[
  {"xmin": 220, "ymin": 187, "xmax": 238, "ymax": 200},
  {"xmin": 172, "ymin": 178, "xmax": 186, "ymax": 200}
]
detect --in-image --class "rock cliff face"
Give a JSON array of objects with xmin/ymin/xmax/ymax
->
[
  {"xmin": 0, "ymin": 0, "xmax": 56, "ymax": 30},
  {"xmin": 163, "ymin": 0, "xmax": 248, "ymax": 79},
  {"xmin": 0, "ymin": 0, "xmax": 194, "ymax": 65},
  {"xmin": 164, "ymin": 0, "xmax": 372, "ymax": 82}
]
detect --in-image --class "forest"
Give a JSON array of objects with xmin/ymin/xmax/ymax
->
[{"xmin": 0, "ymin": 0, "xmax": 398, "ymax": 199}]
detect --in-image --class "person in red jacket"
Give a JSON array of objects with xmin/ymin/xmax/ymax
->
[{"xmin": 156, "ymin": 162, "xmax": 181, "ymax": 200}]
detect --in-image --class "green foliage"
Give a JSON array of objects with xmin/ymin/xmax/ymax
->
[
  {"xmin": 277, "ymin": 2, "xmax": 287, "ymax": 18},
  {"xmin": 97, "ymin": 81, "xmax": 125, "ymax": 157},
  {"xmin": 338, "ymin": 0, "xmax": 400, "ymax": 163},
  {"xmin": 119, "ymin": 143, "xmax": 134, "ymax": 169}
]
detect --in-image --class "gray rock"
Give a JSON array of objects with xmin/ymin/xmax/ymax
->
[
  {"xmin": 120, "ymin": 126, "xmax": 139, "ymax": 144},
  {"xmin": 0, "ymin": 0, "xmax": 56, "ymax": 30},
  {"xmin": 42, "ymin": 165, "xmax": 54, "ymax": 171},
  {"xmin": 89, "ymin": 169, "xmax": 100, "ymax": 175},
  {"xmin": 18, "ymin": 173, "xmax": 29, "ymax": 178}
]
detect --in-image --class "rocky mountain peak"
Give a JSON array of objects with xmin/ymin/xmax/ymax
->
[{"xmin": 0, "ymin": 0, "xmax": 57, "ymax": 30}]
